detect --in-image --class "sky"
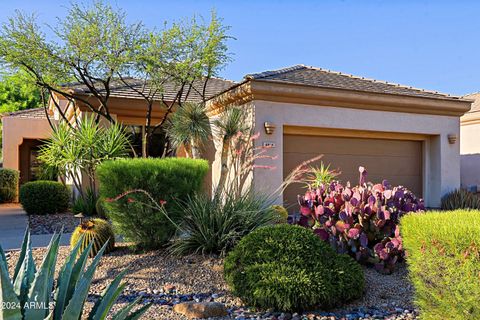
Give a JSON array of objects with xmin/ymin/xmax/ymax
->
[{"xmin": 0, "ymin": 0, "xmax": 479, "ymax": 96}]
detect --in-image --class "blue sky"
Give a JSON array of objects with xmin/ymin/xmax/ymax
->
[{"xmin": 1, "ymin": 0, "xmax": 479, "ymax": 96}]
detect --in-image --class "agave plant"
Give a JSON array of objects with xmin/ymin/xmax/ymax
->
[{"xmin": 0, "ymin": 230, "xmax": 150, "ymax": 319}]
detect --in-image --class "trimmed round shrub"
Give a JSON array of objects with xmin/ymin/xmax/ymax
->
[
  {"xmin": 70, "ymin": 218, "xmax": 115, "ymax": 258},
  {"xmin": 97, "ymin": 158, "xmax": 209, "ymax": 249},
  {"xmin": 19, "ymin": 180, "xmax": 70, "ymax": 215},
  {"xmin": 224, "ymin": 224, "xmax": 364, "ymax": 312},
  {"xmin": 0, "ymin": 168, "xmax": 19, "ymax": 203}
]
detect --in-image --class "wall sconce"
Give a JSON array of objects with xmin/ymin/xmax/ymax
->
[
  {"xmin": 448, "ymin": 134, "xmax": 457, "ymax": 144},
  {"xmin": 264, "ymin": 122, "xmax": 276, "ymax": 135}
]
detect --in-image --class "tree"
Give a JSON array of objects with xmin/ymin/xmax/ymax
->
[
  {"xmin": 0, "ymin": 69, "xmax": 41, "ymax": 113},
  {"xmin": 118, "ymin": 12, "xmax": 231, "ymax": 157},
  {"xmin": 0, "ymin": 2, "xmax": 231, "ymax": 157},
  {"xmin": 0, "ymin": 1, "xmax": 143, "ymax": 126}
]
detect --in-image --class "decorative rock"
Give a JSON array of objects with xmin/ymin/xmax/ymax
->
[
  {"xmin": 173, "ymin": 301, "xmax": 228, "ymax": 319},
  {"xmin": 163, "ymin": 284, "xmax": 176, "ymax": 293}
]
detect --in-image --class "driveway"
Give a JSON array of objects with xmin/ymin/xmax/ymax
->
[{"xmin": 0, "ymin": 204, "xmax": 71, "ymax": 251}]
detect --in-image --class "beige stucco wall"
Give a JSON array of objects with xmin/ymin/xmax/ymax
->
[
  {"xmin": 251, "ymin": 100, "xmax": 461, "ymax": 208},
  {"xmin": 208, "ymin": 102, "xmax": 256, "ymax": 194},
  {"xmin": 2, "ymin": 117, "xmax": 53, "ymax": 171},
  {"xmin": 460, "ymin": 116, "xmax": 480, "ymax": 189}
]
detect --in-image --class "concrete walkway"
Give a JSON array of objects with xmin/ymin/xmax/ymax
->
[{"xmin": 0, "ymin": 204, "xmax": 71, "ymax": 251}]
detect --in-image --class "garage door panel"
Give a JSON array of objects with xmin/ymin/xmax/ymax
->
[
  {"xmin": 283, "ymin": 134, "xmax": 423, "ymax": 211},
  {"xmin": 283, "ymin": 153, "xmax": 422, "ymax": 177},
  {"xmin": 283, "ymin": 135, "xmax": 422, "ymax": 156}
]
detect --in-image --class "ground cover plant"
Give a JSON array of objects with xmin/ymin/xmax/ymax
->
[
  {"xmin": 297, "ymin": 167, "xmax": 424, "ymax": 274},
  {"xmin": 19, "ymin": 180, "xmax": 70, "ymax": 215},
  {"xmin": 0, "ymin": 230, "xmax": 150, "ymax": 319},
  {"xmin": 401, "ymin": 210, "xmax": 480, "ymax": 320},
  {"xmin": 97, "ymin": 158, "xmax": 209, "ymax": 249},
  {"xmin": 224, "ymin": 224, "xmax": 364, "ymax": 312},
  {"xmin": 0, "ymin": 168, "xmax": 19, "ymax": 203}
]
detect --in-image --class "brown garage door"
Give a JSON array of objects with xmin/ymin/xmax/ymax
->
[{"xmin": 283, "ymin": 134, "xmax": 423, "ymax": 211}]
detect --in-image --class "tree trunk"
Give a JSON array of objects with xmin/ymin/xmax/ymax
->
[
  {"xmin": 216, "ymin": 138, "xmax": 230, "ymax": 194},
  {"xmin": 191, "ymin": 138, "xmax": 201, "ymax": 159}
]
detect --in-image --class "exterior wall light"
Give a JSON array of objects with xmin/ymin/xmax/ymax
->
[
  {"xmin": 448, "ymin": 134, "xmax": 457, "ymax": 144},
  {"xmin": 264, "ymin": 122, "xmax": 276, "ymax": 135}
]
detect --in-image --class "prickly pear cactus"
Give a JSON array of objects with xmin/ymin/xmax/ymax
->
[{"xmin": 70, "ymin": 218, "xmax": 115, "ymax": 257}]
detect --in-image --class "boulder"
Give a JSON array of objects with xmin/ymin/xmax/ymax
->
[{"xmin": 173, "ymin": 301, "xmax": 228, "ymax": 319}]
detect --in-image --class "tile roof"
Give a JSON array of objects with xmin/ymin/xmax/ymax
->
[
  {"xmin": 4, "ymin": 107, "xmax": 47, "ymax": 119},
  {"xmin": 245, "ymin": 65, "xmax": 463, "ymax": 101},
  {"xmin": 463, "ymin": 92, "xmax": 480, "ymax": 112},
  {"xmin": 69, "ymin": 77, "xmax": 236, "ymax": 102}
]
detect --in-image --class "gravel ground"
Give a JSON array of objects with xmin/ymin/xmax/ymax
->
[
  {"xmin": 28, "ymin": 213, "xmax": 79, "ymax": 234},
  {"xmin": 6, "ymin": 245, "xmax": 418, "ymax": 320}
]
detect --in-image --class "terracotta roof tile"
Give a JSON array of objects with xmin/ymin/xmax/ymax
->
[
  {"xmin": 68, "ymin": 77, "xmax": 236, "ymax": 102},
  {"xmin": 246, "ymin": 65, "xmax": 463, "ymax": 101}
]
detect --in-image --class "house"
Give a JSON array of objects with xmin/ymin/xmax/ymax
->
[
  {"xmin": 460, "ymin": 92, "xmax": 480, "ymax": 191},
  {"xmin": 2, "ymin": 78, "xmax": 234, "ymax": 185},
  {"xmin": 208, "ymin": 65, "xmax": 471, "ymax": 208},
  {"xmin": 2, "ymin": 65, "xmax": 472, "ymax": 208}
]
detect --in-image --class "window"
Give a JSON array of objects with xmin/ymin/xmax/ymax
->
[{"xmin": 126, "ymin": 125, "xmax": 169, "ymax": 157}]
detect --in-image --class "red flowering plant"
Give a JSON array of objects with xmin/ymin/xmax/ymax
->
[{"xmin": 297, "ymin": 166, "xmax": 425, "ymax": 274}]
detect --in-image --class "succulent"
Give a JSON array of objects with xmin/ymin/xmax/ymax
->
[
  {"xmin": 441, "ymin": 188, "xmax": 480, "ymax": 210},
  {"xmin": 70, "ymin": 218, "xmax": 115, "ymax": 258},
  {"xmin": 271, "ymin": 205, "xmax": 289, "ymax": 224},
  {"xmin": 0, "ymin": 229, "xmax": 150, "ymax": 319},
  {"xmin": 297, "ymin": 166, "xmax": 424, "ymax": 274}
]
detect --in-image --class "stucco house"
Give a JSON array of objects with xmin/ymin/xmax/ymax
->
[
  {"xmin": 460, "ymin": 92, "xmax": 480, "ymax": 191},
  {"xmin": 2, "ymin": 65, "xmax": 473, "ymax": 208}
]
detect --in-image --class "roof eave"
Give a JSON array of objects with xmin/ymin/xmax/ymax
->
[{"xmin": 208, "ymin": 79, "xmax": 473, "ymax": 117}]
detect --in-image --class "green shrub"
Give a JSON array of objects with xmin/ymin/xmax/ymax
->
[
  {"xmin": 224, "ymin": 224, "xmax": 364, "ymax": 312},
  {"xmin": 72, "ymin": 188, "xmax": 98, "ymax": 216},
  {"xmin": 96, "ymin": 197, "xmax": 107, "ymax": 218},
  {"xmin": 401, "ymin": 210, "xmax": 480, "ymax": 319},
  {"xmin": 0, "ymin": 168, "xmax": 19, "ymax": 202},
  {"xmin": 441, "ymin": 189, "xmax": 480, "ymax": 210},
  {"xmin": 97, "ymin": 158, "xmax": 209, "ymax": 249},
  {"xmin": 19, "ymin": 180, "xmax": 70, "ymax": 215},
  {"xmin": 170, "ymin": 192, "xmax": 277, "ymax": 256}
]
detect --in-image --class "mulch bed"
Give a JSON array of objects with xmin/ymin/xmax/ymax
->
[{"xmin": 6, "ymin": 245, "xmax": 418, "ymax": 320}]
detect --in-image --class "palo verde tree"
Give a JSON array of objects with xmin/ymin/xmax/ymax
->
[
  {"xmin": 119, "ymin": 12, "xmax": 231, "ymax": 157},
  {"xmin": 0, "ymin": 1, "xmax": 144, "ymax": 127},
  {"xmin": 0, "ymin": 2, "xmax": 231, "ymax": 158}
]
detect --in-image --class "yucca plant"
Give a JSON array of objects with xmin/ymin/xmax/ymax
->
[
  {"xmin": 170, "ymin": 191, "xmax": 278, "ymax": 256},
  {"xmin": 167, "ymin": 102, "xmax": 211, "ymax": 159},
  {"xmin": 0, "ymin": 230, "xmax": 150, "ymax": 320}
]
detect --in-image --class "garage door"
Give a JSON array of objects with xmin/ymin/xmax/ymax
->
[{"xmin": 283, "ymin": 134, "xmax": 423, "ymax": 211}]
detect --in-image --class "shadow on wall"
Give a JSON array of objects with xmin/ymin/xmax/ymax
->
[{"xmin": 461, "ymin": 154, "xmax": 480, "ymax": 191}]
